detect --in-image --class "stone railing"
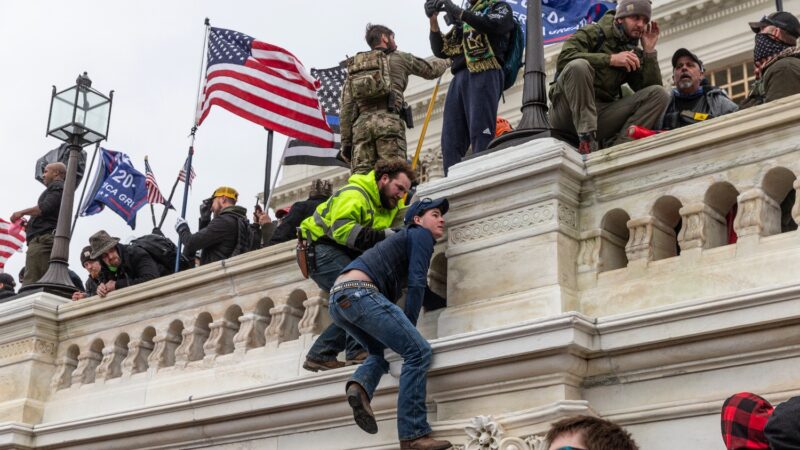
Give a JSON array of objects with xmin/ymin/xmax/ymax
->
[{"xmin": 1, "ymin": 95, "xmax": 799, "ymax": 449}]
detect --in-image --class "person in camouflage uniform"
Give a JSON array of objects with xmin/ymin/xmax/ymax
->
[
  {"xmin": 549, "ymin": 0, "xmax": 670, "ymax": 154},
  {"xmin": 341, "ymin": 24, "xmax": 449, "ymax": 175}
]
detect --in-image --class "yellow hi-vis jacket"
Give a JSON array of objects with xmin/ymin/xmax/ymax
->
[{"xmin": 299, "ymin": 171, "xmax": 403, "ymax": 251}]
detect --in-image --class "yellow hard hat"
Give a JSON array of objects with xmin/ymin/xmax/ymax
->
[{"xmin": 212, "ymin": 186, "xmax": 238, "ymax": 201}]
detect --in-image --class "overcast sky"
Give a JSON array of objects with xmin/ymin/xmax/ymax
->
[{"xmin": 0, "ymin": 1, "xmax": 442, "ymax": 282}]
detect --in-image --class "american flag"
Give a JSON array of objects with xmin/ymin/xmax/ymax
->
[
  {"xmin": 177, "ymin": 156, "xmax": 196, "ymax": 186},
  {"xmin": 283, "ymin": 65, "xmax": 348, "ymax": 167},
  {"xmin": 144, "ymin": 158, "xmax": 167, "ymax": 205},
  {"xmin": 0, "ymin": 218, "xmax": 25, "ymax": 271},
  {"xmin": 197, "ymin": 27, "xmax": 335, "ymax": 148}
]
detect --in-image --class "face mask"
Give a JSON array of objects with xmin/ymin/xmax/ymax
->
[{"xmin": 754, "ymin": 33, "xmax": 791, "ymax": 63}]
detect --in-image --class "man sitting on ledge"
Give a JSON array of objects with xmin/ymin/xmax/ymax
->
[
  {"xmin": 330, "ymin": 198, "xmax": 450, "ymax": 450},
  {"xmin": 89, "ymin": 230, "xmax": 161, "ymax": 298},
  {"xmin": 549, "ymin": 0, "xmax": 669, "ymax": 154}
]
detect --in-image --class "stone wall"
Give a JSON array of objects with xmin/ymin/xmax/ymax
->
[{"xmin": 0, "ymin": 96, "xmax": 799, "ymax": 449}]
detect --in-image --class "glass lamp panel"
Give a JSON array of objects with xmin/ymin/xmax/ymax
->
[
  {"xmin": 84, "ymin": 101, "xmax": 110, "ymax": 138},
  {"xmin": 48, "ymin": 87, "xmax": 78, "ymax": 133}
]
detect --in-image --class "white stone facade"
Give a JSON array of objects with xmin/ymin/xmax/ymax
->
[{"xmin": 2, "ymin": 1, "xmax": 800, "ymax": 449}]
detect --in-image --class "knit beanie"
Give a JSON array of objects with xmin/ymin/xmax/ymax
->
[
  {"xmin": 616, "ymin": 0, "xmax": 652, "ymax": 21},
  {"xmin": 721, "ymin": 392, "xmax": 773, "ymax": 450}
]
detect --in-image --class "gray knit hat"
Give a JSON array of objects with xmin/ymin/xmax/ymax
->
[
  {"xmin": 89, "ymin": 230, "xmax": 120, "ymax": 259},
  {"xmin": 616, "ymin": 0, "xmax": 652, "ymax": 21}
]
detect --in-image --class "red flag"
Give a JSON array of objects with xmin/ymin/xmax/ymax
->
[
  {"xmin": 0, "ymin": 218, "xmax": 26, "ymax": 271},
  {"xmin": 197, "ymin": 27, "xmax": 334, "ymax": 147}
]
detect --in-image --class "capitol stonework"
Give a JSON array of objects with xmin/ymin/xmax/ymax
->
[{"xmin": 2, "ymin": 0, "xmax": 800, "ymax": 449}]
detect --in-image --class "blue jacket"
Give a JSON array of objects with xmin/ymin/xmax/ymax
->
[{"xmin": 343, "ymin": 225, "xmax": 435, "ymax": 325}]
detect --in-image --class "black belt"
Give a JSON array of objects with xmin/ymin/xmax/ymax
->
[{"xmin": 330, "ymin": 280, "xmax": 378, "ymax": 295}]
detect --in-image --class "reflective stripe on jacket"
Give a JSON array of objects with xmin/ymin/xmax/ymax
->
[{"xmin": 299, "ymin": 171, "xmax": 402, "ymax": 251}]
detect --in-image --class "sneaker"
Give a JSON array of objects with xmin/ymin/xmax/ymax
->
[
  {"xmin": 578, "ymin": 132, "xmax": 598, "ymax": 155},
  {"xmin": 400, "ymin": 435, "xmax": 453, "ymax": 450},
  {"xmin": 302, "ymin": 358, "xmax": 345, "ymax": 372},
  {"xmin": 345, "ymin": 351, "xmax": 369, "ymax": 366},
  {"xmin": 346, "ymin": 382, "xmax": 377, "ymax": 434}
]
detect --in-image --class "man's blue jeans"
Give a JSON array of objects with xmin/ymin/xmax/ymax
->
[
  {"xmin": 306, "ymin": 243, "xmax": 364, "ymax": 361},
  {"xmin": 329, "ymin": 286, "xmax": 433, "ymax": 441}
]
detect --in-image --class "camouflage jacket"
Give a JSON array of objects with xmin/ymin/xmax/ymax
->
[
  {"xmin": 553, "ymin": 10, "xmax": 662, "ymax": 103},
  {"xmin": 340, "ymin": 49, "xmax": 448, "ymax": 147},
  {"xmin": 743, "ymin": 47, "xmax": 800, "ymax": 108}
]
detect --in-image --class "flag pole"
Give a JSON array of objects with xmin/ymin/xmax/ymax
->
[
  {"xmin": 411, "ymin": 75, "xmax": 442, "ymax": 171},
  {"xmin": 403, "ymin": 75, "xmax": 442, "ymax": 203},
  {"xmin": 262, "ymin": 128, "xmax": 274, "ymax": 208},
  {"xmin": 264, "ymin": 149, "xmax": 284, "ymax": 213},
  {"xmin": 175, "ymin": 17, "xmax": 211, "ymax": 273},
  {"xmin": 156, "ymin": 176, "xmax": 179, "ymax": 230},
  {"xmin": 145, "ymin": 156, "xmax": 158, "ymax": 229},
  {"xmin": 70, "ymin": 142, "xmax": 101, "ymax": 238}
]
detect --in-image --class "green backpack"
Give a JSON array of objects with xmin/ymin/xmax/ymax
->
[{"xmin": 346, "ymin": 50, "xmax": 392, "ymax": 101}]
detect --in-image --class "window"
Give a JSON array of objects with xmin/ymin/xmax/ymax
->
[{"xmin": 708, "ymin": 61, "xmax": 756, "ymax": 105}]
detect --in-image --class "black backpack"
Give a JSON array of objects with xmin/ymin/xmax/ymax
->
[{"xmin": 130, "ymin": 234, "xmax": 192, "ymax": 275}]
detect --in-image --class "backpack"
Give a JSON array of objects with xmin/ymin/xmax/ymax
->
[
  {"xmin": 346, "ymin": 50, "xmax": 392, "ymax": 101},
  {"xmin": 130, "ymin": 234, "xmax": 192, "ymax": 275},
  {"xmin": 502, "ymin": 18, "xmax": 525, "ymax": 91}
]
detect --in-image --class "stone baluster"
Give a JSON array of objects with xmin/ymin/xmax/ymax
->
[
  {"xmin": 233, "ymin": 313, "xmax": 269, "ymax": 353},
  {"xmin": 577, "ymin": 231, "xmax": 601, "ymax": 273},
  {"xmin": 96, "ymin": 343, "xmax": 128, "ymax": 381},
  {"xmin": 203, "ymin": 319, "xmax": 240, "ymax": 359},
  {"xmin": 677, "ymin": 202, "xmax": 727, "ymax": 250},
  {"xmin": 50, "ymin": 354, "xmax": 79, "ymax": 391},
  {"xmin": 297, "ymin": 296, "xmax": 330, "ymax": 336},
  {"xmin": 264, "ymin": 305, "xmax": 305, "ymax": 345},
  {"xmin": 70, "ymin": 350, "xmax": 103, "ymax": 386},
  {"xmin": 174, "ymin": 326, "xmax": 211, "ymax": 367},
  {"xmin": 121, "ymin": 339, "xmax": 154, "ymax": 376},
  {"xmin": 734, "ymin": 188, "xmax": 781, "ymax": 238},
  {"xmin": 626, "ymin": 216, "xmax": 677, "ymax": 262},
  {"xmin": 793, "ymin": 179, "xmax": 800, "ymax": 226},
  {"xmin": 147, "ymin": 333, "xmax": 182, "ymax": 369}
]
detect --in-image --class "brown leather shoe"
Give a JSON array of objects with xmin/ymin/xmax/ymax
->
[
  {"xmin": 400, "ymin": 435, "xmax": 452, "ymax": 450},
  {"xmin": 303, "ymin": 358, "xmax": 345, "ymax": 372},
  {"xmin": 345, "ymin": 351, "xmax": 369, "ymax": 366},
  {"xmin": 346, "ymin": 382, "xmax": 377, "ymax": 434}
]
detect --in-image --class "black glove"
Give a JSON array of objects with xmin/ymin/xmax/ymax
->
[
  {"xmin": 199, "ymin": 198, "xmax": 213, "ymax": 229},
  {"xmin": 424, "ymin": 0, "xmax": 438, "ymax": 17},
  {"xmin": 439, "ymin": 0, "xmax": 463, "ymax": 19}
]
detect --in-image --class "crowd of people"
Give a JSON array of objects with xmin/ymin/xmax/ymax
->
[{"xmin": 3, "ymin": 1, "xmax": 800, "ymax": 449}]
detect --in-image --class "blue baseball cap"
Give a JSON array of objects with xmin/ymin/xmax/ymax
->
[{"xmin": 404, "ymin": 197, "xmax": 449, "ymax": 225}]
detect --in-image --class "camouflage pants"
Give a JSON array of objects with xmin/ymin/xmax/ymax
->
[{"xmin": 350, "ymin": 112, "xmax": 407, "ymax": 175}]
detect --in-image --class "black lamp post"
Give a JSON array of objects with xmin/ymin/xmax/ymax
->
[
  {"xmin": 23, "ymin": 72, "xmax": 113, "ymax": 297},
  {"xmin": 487, "ymin": 0, "xmax": 573, "ymax": 151}
]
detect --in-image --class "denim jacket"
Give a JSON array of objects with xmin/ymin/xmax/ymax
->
[{"xmin": 344, "ymin": 225, "xmax": 435, "ymax": 325}]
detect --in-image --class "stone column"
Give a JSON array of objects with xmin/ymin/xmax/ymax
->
[
  {"xmin": 203, "ymin": 319, "xmax": 239, "ymax": 359},
  {"xmin": 297, "ymin": 296, "xmax": 330, "ymax": 337},
  {"xmin": 174, "ymin": 326, "xmax": 210, "ymax": 366},
  {"xmin": 71, "ymin": 349, "xmax": 103, "ymax": 386},
  {"xmin": 147, "ymin": 332, "xmax": 182, "ymax": 370},
  {"xmin": 264, "ymin": 304, "xmax": 305, "ymax": 345},
  {"xmin": 626, "ymin": 216, "xmax": 677, "ymax": 262},
  {"xmin": 677, "ymin": 202, "xmax": 727, "ymax": 250},
  {"xmin": 233, "ymin": 313, "xmax": 269, "ymax": 353},
  {"xmin": 96, "ymin": 342, "xmax": 128, "ymax": 381},
  {"xmin": 414, "ymin": 139, "xmax": 585, "ymax": 337},
  {"xmin": 0, "ymin": 294, "xmax": 66, "ymax": 423},
  {"xmin": 121, "ymin": 339, "xmax": 154, "ymax": 376},
  {"xmin": 734, "ymin": 188, "xmax": 781, "ymax": 238}
]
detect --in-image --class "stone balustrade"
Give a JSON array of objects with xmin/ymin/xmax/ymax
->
[{"xmin": 1, "ymin": 96, "xmax": 799, "ymax": 449}]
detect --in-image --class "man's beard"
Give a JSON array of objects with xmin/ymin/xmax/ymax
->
[
  {"xmin": 379, "ymin": 190, "xmax": 395, "ymax": 209},
  {"xmin": 677, "ymin": 78, "xmax": 695, "ymax": 91}
]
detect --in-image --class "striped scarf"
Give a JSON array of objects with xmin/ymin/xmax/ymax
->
[{"xmin": 442, "ymin": 0, "xmax": 502, "ymax": 73}]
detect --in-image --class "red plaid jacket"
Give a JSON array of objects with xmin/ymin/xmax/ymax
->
[{"xmin": 721, "ymin": 392, "xmax": 774, "ymax": 450}]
